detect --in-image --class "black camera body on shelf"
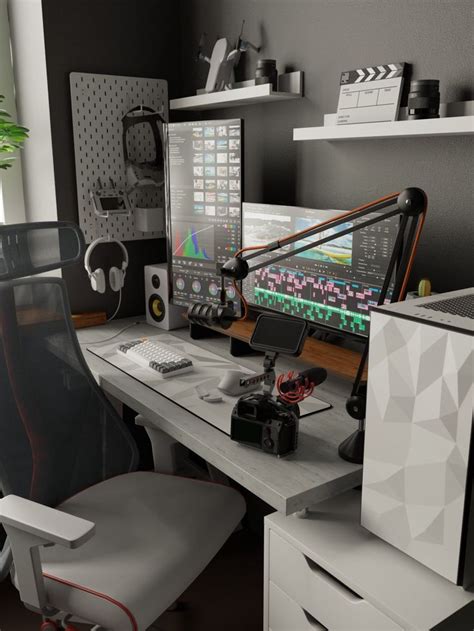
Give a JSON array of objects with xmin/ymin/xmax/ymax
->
[{"xmin": 230, "ymin": 392, "xmax": 299, "ymax": 457}]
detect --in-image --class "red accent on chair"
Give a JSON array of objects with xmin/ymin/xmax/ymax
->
[{"xmin": 43, "ymin": 573, "xmax": 138, "ymax": 631}]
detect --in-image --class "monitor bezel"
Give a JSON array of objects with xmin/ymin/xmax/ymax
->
[
  {"xmin": 165, "ymin": 118, "xmax": 244, "ymax": 314},
  {"xmin": 241, "ymin": 201, "xmax": 400, "ymax": 342}
]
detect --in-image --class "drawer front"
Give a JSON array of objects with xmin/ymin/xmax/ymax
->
[
  {"xmin": 269, "ymin": 531, "xmax": 402, "ymax": 631},
  {"xmin": 269, "ymin": 581, "xmax": 327, "ymax": 631}
]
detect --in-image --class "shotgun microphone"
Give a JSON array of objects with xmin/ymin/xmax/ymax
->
[
  {"xmin": 278, "ymin": 367, "xmax": 327, "ymax": 393},
  {"xmin": 187, "ymin": 301, "xmax": 237, "ymax": 329}
]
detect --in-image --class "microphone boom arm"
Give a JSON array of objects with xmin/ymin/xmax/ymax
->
[
  {"xmin": 209, "ymin": 187, "xmax": 427, "ymax": 464},
  {"xmin": 187, "ymin": 188, "xmax": 427, "ymax": 464},
  {"xmin": 220, "ymin": 189, "xmax": 426, "ymax": 282}
]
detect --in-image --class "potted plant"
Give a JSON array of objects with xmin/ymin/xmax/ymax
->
[{"xmin": 0, "ymin": 94, "xmax": 28, "ymax": 170}]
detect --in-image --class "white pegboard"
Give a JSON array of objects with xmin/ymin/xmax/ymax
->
[{"xmin": 70, "ymin": 72, "xmax": 169, "ymax": 243}]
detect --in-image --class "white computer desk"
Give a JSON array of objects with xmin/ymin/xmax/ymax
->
[{"xmin": 77, "ymin": 317, "xmax": 362, "ymax": 515}]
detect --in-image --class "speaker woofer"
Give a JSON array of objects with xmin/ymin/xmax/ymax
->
[{"xmin": 148, "ymin": 293, "xmax": 166, "ymax": 322}]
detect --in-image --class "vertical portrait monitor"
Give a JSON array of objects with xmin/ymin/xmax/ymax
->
[{"xmin": 166, "ymin": 119, "xmax": 243, "ymax": 314}]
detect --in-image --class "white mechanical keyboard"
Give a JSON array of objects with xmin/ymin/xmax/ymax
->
[{"xmin": 117, "ymin": 339, "xmax": 193, "ymax": 378}]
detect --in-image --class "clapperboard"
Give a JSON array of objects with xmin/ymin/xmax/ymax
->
[{"xmin": 336, "ymin": 63, "xmax": 406, "ymax": 125}]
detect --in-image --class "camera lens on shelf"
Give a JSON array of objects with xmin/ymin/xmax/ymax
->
[
  {"xmin": 408, "ymin": 80, "xmax": 440, "ymax": 120},
  {"xmin": 255, "ymin": 59, "xmax": 278, "ymax": 91}
]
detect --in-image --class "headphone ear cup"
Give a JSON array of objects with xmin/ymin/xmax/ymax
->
[
  {"xmin": 109, "ymin": 266, "xmax": 123, "ymax": 292},
  {"xmin": 91, "ymin": 268, "xmax": 106, "ymax": 294}
]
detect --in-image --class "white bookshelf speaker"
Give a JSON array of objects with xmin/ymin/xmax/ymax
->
[{"xmin": 145, "ymin": 264, "xmax": 186, "ymax": 330}]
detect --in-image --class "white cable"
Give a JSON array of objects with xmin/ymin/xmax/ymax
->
[
  {"xmin": 79, "ymin": 321, "xmax": 141, "ymax": 346},
  {"xmin": 107, "ymin": 288, "xmax": 122, "ymax": 322}
]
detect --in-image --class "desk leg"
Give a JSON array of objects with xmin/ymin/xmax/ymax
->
[
  {"xmin": 263, "ymin": 522, "xmax": 271, "ymax": 631},
  {"xmin": 293, "ymin": 507, "xmax": 309, "ymax": 519}
]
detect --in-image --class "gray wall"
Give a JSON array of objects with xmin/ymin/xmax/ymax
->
[
  {"xmin": 177, "ymin": 0, "xmax": 473, "ymax": 292},
  {"xmin": 41, "ymin": 0, "xmax": 181, "ymax": 317},
  {"xmin": 41, "ymin": 0, "xmax": 473, "ymax": 317}
]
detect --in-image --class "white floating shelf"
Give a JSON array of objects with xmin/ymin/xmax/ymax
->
[
  {"xmin": 294, "ymin": 102, "xmax": 474, "ymax": 142},
  {"xmin": 293, "ymin": 115, "xmax": 474, "ymax": 141},
  {"xmin": 171, "ymin": 71, "xmax": 303, "ymax": 111}
]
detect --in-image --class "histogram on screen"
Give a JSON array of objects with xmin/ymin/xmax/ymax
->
[{"xmin": 173, "ymin": 223, "xmax": 215, "ymax": 260}]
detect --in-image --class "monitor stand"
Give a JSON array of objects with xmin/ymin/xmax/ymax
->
[{"xmin": 189, "ymin": 320, "xmax": 263, "ymax": 357}]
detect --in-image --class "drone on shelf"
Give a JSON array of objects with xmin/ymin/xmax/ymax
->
[{"xmin": 197, "ymin": 20, "xmax": 261, "ymax": 93}]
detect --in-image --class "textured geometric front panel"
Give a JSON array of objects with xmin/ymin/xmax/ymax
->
[
  {"xmin": 70, "ymin": 73, "xmax": 168, "ymax": 243},
  {"xmin": 361, "ymin": 311, "xmax": 473, "ymax": 583}
]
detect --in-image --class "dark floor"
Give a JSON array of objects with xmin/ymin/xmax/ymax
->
[{"xmin": 0, "ymin": 529, "xmax": 263, "ymax": 631}]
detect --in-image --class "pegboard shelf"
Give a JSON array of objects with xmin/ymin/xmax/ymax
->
[
  {"xmin": 70, "ymin": 73, "xmax": 168, "ymax": 243},
  {"xmin": 170, "ymin": 71, "xmax": 304, "ymax": 111}
]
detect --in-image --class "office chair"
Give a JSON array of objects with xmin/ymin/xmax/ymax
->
[{"xmin": 0, "ymin": 222, "xmax": 245, "ymax": 631}]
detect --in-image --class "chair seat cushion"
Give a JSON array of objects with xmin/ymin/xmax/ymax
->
[{"xmin": 39, "ymin": 472, "xmax": 245, "ymax": 631}]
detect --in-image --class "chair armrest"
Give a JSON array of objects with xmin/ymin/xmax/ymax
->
[
  {"xmin": 0, "ymin": 495, "xmax": 95, "ymax": 549},
  {"xmin": 0, "ymin": 495, "xmax": 96, "ymax": 611}
]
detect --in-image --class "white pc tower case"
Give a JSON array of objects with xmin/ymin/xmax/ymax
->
[
  {"xmin": 362, "ymin": 288, "xmax": 473, "ymax": 588},
  {"xmin": 144, "ymin": 264, "xmax": 186, "ymax": 330}
]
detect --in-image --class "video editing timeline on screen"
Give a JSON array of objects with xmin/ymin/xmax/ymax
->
[
  {"xmin": 242, "ymin": 202, "xmax": 399, "ymax": 336},
  {"xmin": 167, "ymin": 119, "xmax": 242, "ymax": 311}
]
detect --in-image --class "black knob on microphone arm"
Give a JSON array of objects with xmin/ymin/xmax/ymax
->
[
  {"xmin": 221, "ymin": 257, "xmax": 249, "ymax": 280},
  {"xmin": 397, "ymin": 188, "xmax": 426, "ymax": 216},
  {"xmin": 345, "ymin": 382, "xmax": 368, "ymax": 421},
  {"xmin": 187, "ymin": 301, "xmax": 237, "ymax": 330}
]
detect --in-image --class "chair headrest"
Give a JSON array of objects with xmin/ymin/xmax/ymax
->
[{"xmin": 0, "ymin": 222, "xmax": 85, "ymax": 281}]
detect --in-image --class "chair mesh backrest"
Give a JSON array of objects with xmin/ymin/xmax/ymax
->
[
  {"xmin": 0, "ymin": 222, "xmax": 84, "ymax": 281},
  {"xmin": 0, "ymin": 278, "xmax": 139, "ymax": 506},
  {"xmin": 0, "ymin": 224, "xmax": 138, "ymax": 507}
]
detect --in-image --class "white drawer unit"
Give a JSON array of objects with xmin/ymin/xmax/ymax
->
[
  {"xmin": 264, "ymin": 490, "xmax": 474, "ymax": 631},
  {"xmin": 269, "ymin": 581, "xmax": 327, "ymax": 631},
  {"xmin": 269, "ymin": 531, "xmax": 402, "ymax": 630}
]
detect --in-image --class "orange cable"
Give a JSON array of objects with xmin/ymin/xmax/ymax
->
[
  {"xmin": 233, "ymin": 192, "xmax": 401, "ymax": 321},
  {"xmin": 233, "ymin": 280, "xmax": 249, "ymax": 320},
  {"xmin": 399, "ymin": 204, "xmax": 428, "ymax": 299},
  {"xmin": 235, "ymin": 192, "xmax": 400, "ymax": 258}
]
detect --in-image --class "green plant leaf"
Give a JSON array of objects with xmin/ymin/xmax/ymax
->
[
  {"xmin": 0, "ymin": 99, "xmax": 28, "ymax": 167},
  {"xmin": 0, "ymin": 157, "xmax": 16, "ymax": 169},
  {"xmin": 0, "ymin": 145, "xmax": 18, "ymax": 153}
]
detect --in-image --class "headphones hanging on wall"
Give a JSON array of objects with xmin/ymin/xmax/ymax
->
[{"xmin": 84, "ymin": 237, "xmax": 129, "ymax": 294}]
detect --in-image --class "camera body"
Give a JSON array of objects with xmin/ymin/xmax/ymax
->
[{"xmin": 230, "ymin": 392, "xmax": 299, "ymax": 457}]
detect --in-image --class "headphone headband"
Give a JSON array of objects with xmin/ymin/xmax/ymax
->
[{"xmin": 84, "ymin": 237, "xmax": 129, "ymax": 275}]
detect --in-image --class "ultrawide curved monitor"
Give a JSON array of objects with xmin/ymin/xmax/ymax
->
[{"xmin": 242, "ymin": 202, "xmax": 399, "ymax": 338}]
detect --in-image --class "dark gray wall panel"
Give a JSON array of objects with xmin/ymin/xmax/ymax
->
[
  {"xmin": 178, "ymin": 0, "xmax": 474, "ymax": 292},
  {"xmin": 42, "ymin": 0, "xmax": 180, "ymax": 316}
]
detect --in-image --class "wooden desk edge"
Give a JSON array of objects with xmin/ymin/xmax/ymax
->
[{"xmin": 203, "ymin": 319, "xmax": 366, "ymax": 381}]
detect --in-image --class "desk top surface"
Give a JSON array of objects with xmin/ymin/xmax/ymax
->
[
  {"xmin": 78, "ymin": 318, "xmax": 362, "ymax": 514},
  {"xmin": 86, "ymin": 331, "xmax": 330, "ymax": 435}
]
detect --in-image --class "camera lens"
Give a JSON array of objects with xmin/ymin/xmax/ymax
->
[
  {"xmin": 408, "ymin": 80, "xmax": 440, "ymax": 120},
  {"xmin": 255, "ymin": 59, "xmax": 278, "ymax": 90}
]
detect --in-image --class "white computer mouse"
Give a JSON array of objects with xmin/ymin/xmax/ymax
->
[{"xmin": 217, "ymin": 370, "xmax": 261, "ymax": 397}]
